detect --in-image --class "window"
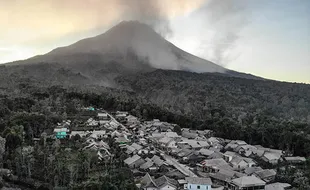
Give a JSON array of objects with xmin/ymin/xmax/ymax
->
[{"xmin": 197, "ymin": 185, "xmax": 200, "ymax": 189}]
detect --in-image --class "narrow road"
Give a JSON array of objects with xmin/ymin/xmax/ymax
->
[
  {"xmin": 107, "ymin": 113, "xmax": 129, "ymax": 132},
  {"xmin": 161, "ymin": 153, "xmax": 197, "ymax": 177}
]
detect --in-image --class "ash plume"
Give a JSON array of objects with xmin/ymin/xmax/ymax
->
[
  {"xmin": 118, "ymin": 0, "xmax": 205, "ymax": 38},
  {"xmin": 199, "ymin": 0, "xmax": 250, "ymax": 66}
]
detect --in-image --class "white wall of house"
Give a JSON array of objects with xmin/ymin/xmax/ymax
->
[{"xmin": 187, "ymin": 183, "xmax": 211, "ymax": 190}]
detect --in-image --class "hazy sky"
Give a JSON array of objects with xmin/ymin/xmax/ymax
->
[{"xmin": 1, "ymin": 0, "xmax": 309, "ymax": 83}]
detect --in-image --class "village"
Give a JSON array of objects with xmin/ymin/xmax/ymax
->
[{"xmin": 40, "ymin": 107, "xmax": 306, "ymax": 190}]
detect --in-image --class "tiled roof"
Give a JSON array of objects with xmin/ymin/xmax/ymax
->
[
  {"xmin": 232, "ymin": 176, "xmax": 266, "ymax": 188},
  {"xmin": 185, "ymin": 177, "xmax": 212, "ymax": 185}
]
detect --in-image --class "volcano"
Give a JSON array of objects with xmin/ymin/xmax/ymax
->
[{"xmin": 4, "ymin": 21, "xmax": 261, "ymax": 86}]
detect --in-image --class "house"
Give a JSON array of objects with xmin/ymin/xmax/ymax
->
[
  {"xmin": 70, "ymin": 131, "xmax": 89, "ymax": 138},
  {"xmin": 98, "ymin": 113, "xmax": 108, "ymax": 120},
  {"xmin": 159, "ymin": 137, "xmax": 177, "ymax": 149},
  {"xmin": 177, "ymin": 149, "xmax": 194, "ymax": 158},
  {"xmin": 115, "ymin": 111, "xmax": 128, "ymax": 119},
  {"xmin": 178, "ymin": 179, "xmax": 187, "ymax": 189},
  {"xmin": 182, "ymin": 131, "xmax": 198, "ymax": 139},
  {"xmin": 195, "ymin": 129, "xmax": 212, "ymax": 138},
  {"xmin": 138, "ymin": 149, "xmax": 149, "ymax": 155},
  {"xmin": 199, "ymin": 158, "xmax": 232, "ymax": 173},
  {"xmin": 124, "ymin": 155, "xmax": 145, "ymax": 168},
  {"xmin": 186, "ymin": 152, "xmax": 207, "ymax": 165},
  {"xmin": 167, "ymin": 170, "xmax": 186, "ymax": 180},
  {"xmin": 125, "ymin": 145, "xmax": 137, "ymax": 155},
  {"xmin": 203, "ymin": 130, "xmax": 214, "ymax": 137},
  {"xmin": 195, "ymin": 136, "xmax": 207, "ymax": 141},
  {"xmin": 185, "ymin": 177, "xmax": 212, "ymax": 190},
  {"xmin": 131, "ymin": 143, "xmax": 143, "ymax": 151},
  {"xmin": 256, "ymin": 147, "xmax": 283, "ymax": 160},
  {"xmin": 223, "ymin": 151, "xmax": 239, "ymax": 162},
  {"xmin": 111, "ymin": 130, "xmax": 122, "ymax": 137},
  {"xmin": 140, "ymin": 160, "xmax": 155, "ymax": 171},
  {"xmin": 284, "ymin": 156, "xmax": 306, "ymax": 164},
  {"xmin": 252, "ymin": 148, "xmax": 265, "ymax": 157},
  {"xmin": 164, "ymin": 132, "xmax": 180, "ymax": 138},
  {"xmin": 154, "ymin": 175, "xmax": 178, "ymax": 190},
  {"xmin": 177, "ymin": 141, "xmax": 191, "ymax": 149},
  {"xmin": 126, "ymin": 143, "xmax": 143, "ymax": 155},
  {"xmin": 207, "ymin": 137, "xmax": 220, "ymax": 146},
  {"xmin": 210, "ymin": 172, "xmax": 234, "ymax": 189},
  {"xmin": 140, "ymin": 173, "xmax": 178, "ymax": 190},
  {"xmin": 199, "ymin": 149, "xmax": 215, "ymax": 158},
  {"xmin": 98, "ymin": 149, "xmax": 112, "ymax": 161},
  {"xmin": 178, "ymin": 139, "xmax": 202, "ymax": 150},
  {"xmin": 99, "ymin": 120, "xmax": 110, "ymax": 125},
  {"xmin": 140, "ymin": 173, "xmax": 158, "ymax": 190},
  {"xmin": 151, "ymin": 133, "xmax": 165, "ymax": 140},
  {"xmin": 219, "ymin": 169, "xmax": 245, "ymax": 178},
  {"xmin": 83, "ymin": 140, "xmax": 110, "ymax": 151},
  {"xmin": 89, "ymin": 130, "xmax": 106, "ymax": 139},
  {"xmin": 209, "ymin": 152, "xmax": 224, "ymax": 159},
  {"xmin": 86, "ymin": 118, "xmax": 99, "ymax": 126},
  {"xmin": 126, "ymin": 115, "xmax": 139, "ymax": 125},
  {"xmin": 209, "ymin": 145, "xmax": 223, "ymax": 152},
  {"xmin": 244, "ymin": 167, "xmax": 263, "ymax": 176},
  {"xmin": 197, "ymin": 141, "xmax": 210, "ymax": 148},
  {"xmin": 234, "ymin": 140, "xmax": 247, "ymax": 146},
  {"xmin": 234, "ymin": 145, "xmax": 257, "ymax": 157},
  {"xmin": 186, "ymin": 140, "xmax": 202, "ymax": 150},
  {"xmin": 230, "ymin": 176, "xmax": 266, "ymax": 190},
  {"xmin": 230, "ymin": 157, "xmax": 249, "ymax": 170},
  {"xmin": 225, "ymin": 143, "xmax": 239, "ymax": 151},
  {"xmin": 261, "ymin": 152, "xmax": 282, "ymax": 165},
  {"xmin": 151, "ymin": 155, "xmax": 164, "ymax": 167},
  {"xmin": 243, "ymin": 157, "xmax": 256, "ymax": 168},
  {"xmin": 254, "ymin": 169, "xmax": 276, "ymax": 182},
  {"xmin": 265, "ymin": 183, "xmax": 291, "ymax": 190},
  {"xmin": 115, "ymin": 136, "xmax": 130, "ymax": 144},
  {"xmin": 228, "ymin": 156, "xmax": 256, "ymax": 170},
  {"xmin": 54, "ymin": 127, "xmax": 69, "ymax": 139}
]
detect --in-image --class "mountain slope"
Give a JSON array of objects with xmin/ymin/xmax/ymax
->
[
  {"xmin": 45, "ymin": 21, "xmax": 226, "ymax": 73},
  {"xmin": 5, "ymin": 20, "xmax": 263, "ymax": 86}
]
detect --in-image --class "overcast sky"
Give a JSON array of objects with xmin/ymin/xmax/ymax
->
[{"xmin": 1, "ymin": 0, "xmax": 309, "ymax": 83}]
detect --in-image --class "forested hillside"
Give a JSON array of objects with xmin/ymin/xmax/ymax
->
[
  {"xmin": 116, "ymin": 70, "xmax": 310, "ymax": 156},
  {"xmin": 117, "ymin": 69, "xmax": 310, "ymax": 123}
]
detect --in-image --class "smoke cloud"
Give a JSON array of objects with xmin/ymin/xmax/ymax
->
[
  {"xmin": 0, "ymin": 0, "xmax": 205, "ymax": 44},
  {"xmin": 198, "ymin": 0, "xmax": 249, "ymax": 66},
  {"xmin": 0, "ymin": 0, "xmax": 206, "ymax": 63}
]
